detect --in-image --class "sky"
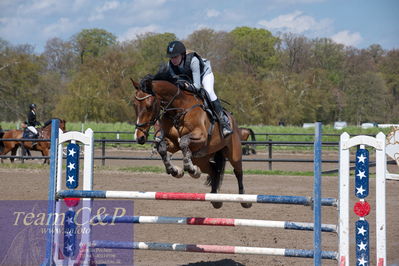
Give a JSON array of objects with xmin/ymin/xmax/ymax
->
[{"xmin": 0, "ymin": 0, "xmax": 398, "ymax": 53}]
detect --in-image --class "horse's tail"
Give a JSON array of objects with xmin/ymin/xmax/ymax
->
[
  {"xmin": 246, "ymin": 128, "xmax": 257, "ymax": 155},
  {"xmin": 205, "ymin": 150, "xmax": 226, "ymax": 191},
  {"xmin": 247, "ymin": 128, "xmax": 256, "ymax": 141}
]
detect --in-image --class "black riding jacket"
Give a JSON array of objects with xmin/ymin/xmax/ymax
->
[
  {"xmin": 163, "ymin": 52, "xmax": 206, "ymax": 84},
  {"xmin": 27, "ymin": 110, "xmax": 40, "ymax": 127}
]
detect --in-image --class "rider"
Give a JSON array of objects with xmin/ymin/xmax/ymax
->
[
  {"xmin": 25, "ymin": 103, "xmax": 41, "ymax": 138},
  {"xmin": 161, "ymin": 40, "xmax": 233, "ymax": 137}
]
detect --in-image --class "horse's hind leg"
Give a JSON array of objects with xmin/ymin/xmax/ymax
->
[
  {"xmin": 157, "ymin": 140, "xmax": 183, "ymax": 178},
  {"xmin": 233, "ymin": 168, "xmax": 252, "ymax": 208},
  {"xmin": 41, "ymin": 149, "xmax": 50, "ymax": 164},
  {"xmin": 209, "ymin": 173, "xmax": 223, "ymax": 209},
  {"xmin": 10, "ymin": 146, "xmax": 19, "ymax": 163},
  {"xmin": 227, "ymin": 144, "xmax": 252, "ymax": 208},
  {"xmin": 206, "ymin": 151, "xmax": 226, "ymax": 209},
  {"xmin": 0, "ymin": 147, "xmax": 11, "ymax": 163},
  {"xmin": 179, "ymin": 134, "xmax": 201, "ymax": 178}
]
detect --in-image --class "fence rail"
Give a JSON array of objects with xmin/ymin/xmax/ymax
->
[{"xmin": 1, "ymin": 135, "xmax": 394, "ymax": 173}]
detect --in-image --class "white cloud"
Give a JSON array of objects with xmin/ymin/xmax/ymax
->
[
  {"xmin": 72, "ymin": 0, "xmax": 89, "ymax": 11},
  {"xmin": 89, "ymin": 0, "xmax": 120, "ymax": 21},
  {"xmin": 331, "ymin": 30, "xmax": 362, "ymax": 47},
  {"xmin": 98, "ymin": 0, "xmax": 119, "ymax": 12},
  {"xmin": 0, "ymin": 17, "xmax": 38, "ymax": 40},
  {"xmin": 132, "ymin": 0, "xmax": 167, "ymax": 9},
  {"xmin": 116, "ymin": 7, "xmax": 169, "ymax": 26},
  {"xmin": 42, "ymin": 18, "xmax": 78, "ymax": 39},
  {"xmin": 258, "ymin": 10, "xmax": 332, "ymax": 34},
  {"xmin": 206, "ymin": 9, "xmax": 220, "ymax": 18},
  {"xmin": 118, "ymin": 25, "xmax": 159, "ymax": 42},
  {"xmin": 18, "ymin": 0, "xmax": 68, "ymax": 16},
  {"xmin": 28, "ymin": 0, "xmax": 58, "ymax": 12}
]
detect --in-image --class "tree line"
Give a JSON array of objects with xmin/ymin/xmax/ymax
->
[{"xmin": 1, "ymin": 27, "xmax": 398, "ymax": 126}]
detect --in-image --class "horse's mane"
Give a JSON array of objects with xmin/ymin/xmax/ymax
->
[
  {"xmin": 153, "ymin": 71, "xmax": 177, "ymax": 83},
  {"xmin": 139, "ymin": 71, "xmax": 179, "ymax": 95}
]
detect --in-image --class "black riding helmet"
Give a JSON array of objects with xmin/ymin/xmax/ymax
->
[
  {"xmin": 29, "ymin": 103, "xmax": 37, "ymax": 109},
  {"xmin": 166, "ymin": 41, "xmax": 186, "ymax": 58}
]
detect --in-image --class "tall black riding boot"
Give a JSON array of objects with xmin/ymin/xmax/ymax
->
[{"xmin": 211, "ymin": 99, "xmax": 233, "ymax": 137}]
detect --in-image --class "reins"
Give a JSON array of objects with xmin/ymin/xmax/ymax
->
[{"xmin": 158, "ymin": 87, "xmax": 206, "ymax": 128}]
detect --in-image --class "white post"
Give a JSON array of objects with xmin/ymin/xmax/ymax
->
[
  {"xmin": 339, "ymin": 132, "xmax": 350, "ymax": 266},
  {"xmin": 376, "ymin": 133, "xmax": 386, "ymax": 265},
  {"xmin": 53, "ymin": 129, "xmax": 64, "ymax": 264},
  {"xmin": 81, "ymin": 128, "xmax": 94, "ymax": 266}
]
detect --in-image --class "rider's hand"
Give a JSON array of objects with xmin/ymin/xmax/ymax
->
[{"xmin": 176, "ymin": 80, "xmax": 189, "ymax": 89}]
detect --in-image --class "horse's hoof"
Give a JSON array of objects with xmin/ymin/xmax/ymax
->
[
  {"xmin": 183, "ymin": 164, "xmax": 190, "ymax": 172},
  {"xmin": 211, "ymin": 202, "xmax": 223, "ymax": 209},
  {"xmin": 241, "ymin": 202, "xmax": 252, "ymax": 208},
  {"xmin": 190, "ymin": 171, "xmax": 201, "ymax": 179},
  {"xmin": 171, "ymin": 167, "xmax": 184, "ymax": 178},
  {"xmin": 189, "ymin": 166, "xmax": 201, "ymax": 179}
]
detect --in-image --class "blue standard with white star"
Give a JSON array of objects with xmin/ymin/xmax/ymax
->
[
  {"xmin": 63, "ymin": 210, "xmax": 77, "ymax": 257},
  {"xmin": 355, "ymin": 149, "xmax": 369, "ymax": 199},
  {"xmin": 356, "ymin": 220, "xmax": 369, "ymax": 266},
  {"xmin": 66, "ymin": 143, "xmax": 80, "ymax": 189}
]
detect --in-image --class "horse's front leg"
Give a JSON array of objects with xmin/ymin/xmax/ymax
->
[
  {"xmin": 11, "ymin": 146, "xmax": 18, "ymax": 163},
  {"xmin": 179, "ymin": 134, "xmax": 201, "ymax": 178},
  {"xmin": 156, "ymin": 139, "xmax": 184, "ymax": 178}
]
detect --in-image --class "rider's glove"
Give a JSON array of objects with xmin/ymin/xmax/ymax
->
[{"xmin": 176, "ymin": 80, "xmax": 189, "ymax": 89}]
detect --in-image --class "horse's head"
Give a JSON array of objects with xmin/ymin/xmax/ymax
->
[
  {"xmin": 59, "ymin": 119, "xmax": 66, "ymax": 132},
  {"xmin": 42, "ymin": 118, "xmax": 66, "ymax": 135},
  {"xmin": 131, "ymin": 78, "xmax": 159, "ymax": 145}
]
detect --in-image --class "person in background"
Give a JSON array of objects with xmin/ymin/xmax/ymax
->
[{"xmin": 24, "ymin": 103, "xmax": 41, "ymax": 138}]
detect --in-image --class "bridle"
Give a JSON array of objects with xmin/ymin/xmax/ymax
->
[
  {"xmin": 134, "ymin": 94, "xmax": 160, "ymax": 136},
  {"xmin": 135, "ymin": 85, "xmax": 205, "ymax": 135}
]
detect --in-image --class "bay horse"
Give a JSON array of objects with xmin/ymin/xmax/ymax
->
[
  {"xmin": 0, "ymin": 119, "xmax": 66, "ymax": 164},
  {"xmin": 131, "ymin": 75, "xmax": 251, "ymax": 209},
  {"xmin": 239, "ymin": 127, "xmax": 257, "ymax": 155}
]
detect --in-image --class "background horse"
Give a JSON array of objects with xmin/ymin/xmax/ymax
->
[
  {"xmin": 0, "ymin": 118, "xmax": 66, "ymax": 164},
  {"xmin": 131, "ymin": 76, "xmax": 251, "ymax": 209},
  {"xmin": 239, "ymin": 127, "xmax": 257, "ymax": 155}
]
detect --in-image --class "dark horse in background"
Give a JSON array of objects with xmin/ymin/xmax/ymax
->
[
  {"xmin": 131, "ymin": 75, "xmax": 251, "ymax": 209},
  {"xmin": 0, "ymin": 118, "xmax": 66, "ymax": 164},
  {"xmin": 239, "ymin": 127, "xmax": 257, "ymax": 155}
]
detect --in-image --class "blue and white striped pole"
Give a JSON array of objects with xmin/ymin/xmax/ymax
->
[
  {"xmin": 42, "ymin": 119, "xmax": 60, "ymax": 266},
  {"xmin": 313, "ymin": 122, "xmax": 322, "ymax": 266}
]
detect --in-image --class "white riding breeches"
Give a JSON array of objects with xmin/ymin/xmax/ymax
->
[
  {"xmin": 202, "ymin": 72, "xmax": 217, "ymax": 101},
  {"xmin": 28, "ymin": 126, "xmax": 38, "ymax": 135}
]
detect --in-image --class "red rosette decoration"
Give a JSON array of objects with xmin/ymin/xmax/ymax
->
[
  {"xmin": 64, "ymin": 198, "xmax": 80, "ymax": 207},
  {"xmin": 353, "ymin": 201, "xmax": 370, "ymax": 217}
]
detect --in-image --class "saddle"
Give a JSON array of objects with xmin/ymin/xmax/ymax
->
[
  {"xmin": 178, "ymin": 79, "xmax": 234, "ymax": 139},
  {"xmin": 23, "ymin": 128, "xmax": 40, "ymax": 139}
]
